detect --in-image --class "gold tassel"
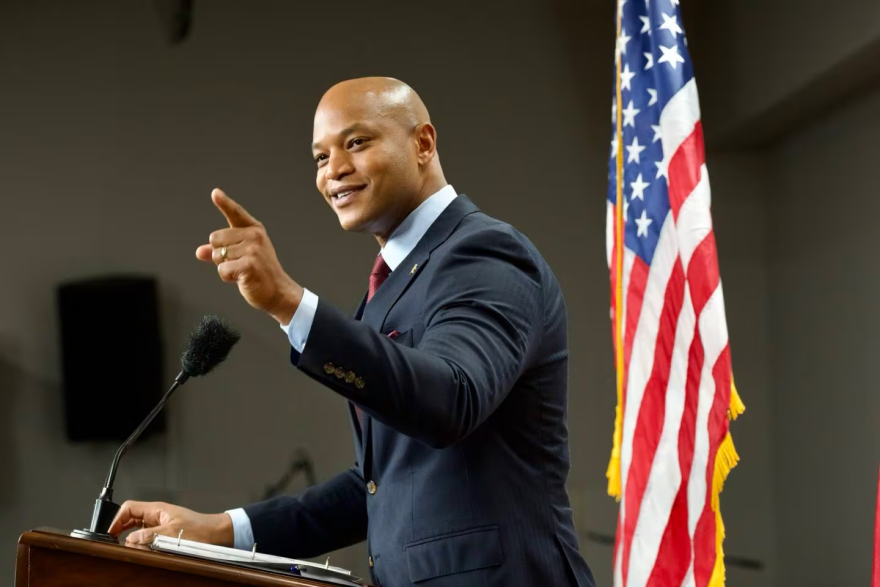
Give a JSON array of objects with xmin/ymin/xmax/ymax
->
[
  {"xmin": 606, "ymin": 402, "xmax": 623, "ymax": 500},
  {"xmin": 707, "ymin": 507, "xmax": 727, "ymax": 587},
  {"xmin": 707, "ymin": 431, "xmax": 740, "ymax": 587},
  {"xmin": 728, "ymin": 377, "xmax": 745, "ymax": 421}
]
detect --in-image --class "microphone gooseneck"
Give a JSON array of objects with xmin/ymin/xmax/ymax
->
[
  {"xmin": 102, "ymin": 372, "xmax": 190, "ymax": 499},
  {"xmin": 72, "ymin": 315, "xmax": 240, "ymax": 543}
]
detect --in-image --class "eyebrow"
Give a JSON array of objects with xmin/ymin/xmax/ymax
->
[{"xmin": 312, "ymin": 123, "xmax": 374, "ymax": 151}]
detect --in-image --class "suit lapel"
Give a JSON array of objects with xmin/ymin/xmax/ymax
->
[
  {"xmin": 361, "ymin": 194, "xmax": 480, "ymax": 331},
  {"xmin": 357, "ymin": 195, "xmax": 479, "ymax": 479}
]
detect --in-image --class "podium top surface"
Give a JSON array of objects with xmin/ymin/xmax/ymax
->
[{"xmin": 19, "ymin": 529, "xmax": 331, "ymax": 587}]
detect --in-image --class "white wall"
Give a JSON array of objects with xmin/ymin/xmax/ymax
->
[
  {"xmin": 765, "ymin": 83, "xmax": 880, "ymax": 587},
  {"xmin": 0, "ymin": 1, "xmax": 777, "ymax": 585}
]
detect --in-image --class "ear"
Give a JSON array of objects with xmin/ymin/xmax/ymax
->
[{"xmin": 414, "ymin": 122, "xmax": 438, "ymax": 166}]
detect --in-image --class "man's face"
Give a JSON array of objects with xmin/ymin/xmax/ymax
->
[{"xmin": 312, "ymin": 101, "xmax": 419, "ymax": 236}]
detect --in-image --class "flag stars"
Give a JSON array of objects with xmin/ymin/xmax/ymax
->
[
  {"xmin": 647, "ymin": 88, "xmax": 658, "ymax": 106},
  {"xmin": 658, "ymin": 44, "xmax": 685, "ymax": 69},
  {"xmin": 617, "ymin": 28, "xmax": 632, "ymax": 59},
  {"xmin": 621, "ymin": 64, "xmax": 636, "ymax": 91},
  {"xmin": 639, "ymin": 15, "xmax": 651, "ymax": 34},
  {"xmin": 626, "ymin": 136, "xmax": 646, "ymax": 164},
  {"xmin": 624, "ymin": 198, "xmax": 631, "ymax": 222},
  {"xmin": 635, "ymin": 210, "xmax": 653, "ymax": 237},
  {"xmin": 659, "ymin": 13, "xmax": 683, "ymax": 38},
  {"xmin": 622, "ymin": 100, "xmax": 640, "ymax": 127},
  {"xmin": 610, "ymin": 136, "xmax": 619, "ymax": 160},
  {"xmin": 630, "ymin": 173, "xmax": 650, "ymax": 200},
  {"xmin": 655, "ymin": 152, "xmax": 670, "ymax": 179},
  {"xmin": 651, "ymin": 124, "xmax": 662, "ymax": 143},
  {"xmin": 644, "ymin": 52, "xmax": 654, "ymax": 70}
]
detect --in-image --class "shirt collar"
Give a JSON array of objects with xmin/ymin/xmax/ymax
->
[{"xmin": 381, "ymin": 185, "xmax": 457, "ymax": 271}]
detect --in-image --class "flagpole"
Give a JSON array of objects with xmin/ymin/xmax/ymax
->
[{"xmin": 607, "ymin": 0, "xmax": 626, "ymax": 501}]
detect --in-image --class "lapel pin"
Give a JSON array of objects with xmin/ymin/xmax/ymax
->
[{"xmin": 409, "ymin": 263, "xmax": 419, "ymax": 276}]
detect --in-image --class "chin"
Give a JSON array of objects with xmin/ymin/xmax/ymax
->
[{"xmin": 336, "ymin": 211, "xmax": 370, "ymax": 233}]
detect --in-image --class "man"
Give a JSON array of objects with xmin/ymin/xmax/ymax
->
[{"xmin": 109, "ymin": 77, "xmax": 595, "ymax": 587}]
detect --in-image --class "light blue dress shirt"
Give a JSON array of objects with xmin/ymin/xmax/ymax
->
[{"xmin": 225, "ymin": 185, "xmax": 458, "ymax": 550}]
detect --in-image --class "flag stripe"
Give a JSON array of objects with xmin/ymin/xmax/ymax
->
[
  {"xmin": 676, "ymin": 166, "xmax": 712, "ymax": 273},
  {"xmin": 620, "ymin": 214, "xmax": 679, "ymax": 503},
  {"xmin": 659, "ymin": 79, "xmax": 701, "ymax": 168},
  {"xmin": 685, "ymin": 285, "xmax": 727, "ymax": 583},
  {"xmin": 647, "ymin": 324, "xmax": 704, "ymax": 587},
  {"xmin": 692, "ymin": 344, "xmax": 732, "ymax": 587},
  {"xmin": 686, "ymin": 232, "xmax": 720, "ymax": 319},
  {"xmin": 629, "ymin": 287, "xmax": 696, "ymax": 587},
  {"xmin": 619, "ymin": 214, "xmax": 680, "ymax": 587},
  {"xmin": 668, "ymin": 123, "xmax": 706, "ymax": 220},
  {"xmin": 625, "ymin": 256, "xmax": 650, "ymax": 378},
  {"xmin": 622, "ymin": 257, "xmax": 686, "ymax": 585}
]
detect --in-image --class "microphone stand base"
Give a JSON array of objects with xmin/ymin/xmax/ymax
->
[{"xmin": 70, "ymin": 529, "xmax": 119, "ymax": 544}]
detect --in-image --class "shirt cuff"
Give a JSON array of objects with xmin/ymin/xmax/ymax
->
[
  {"xmin": 225, "ymin": 508, "xmax": 255, "ymax": 551},
  {"xmin": 281, "ymin": 288, "xmax": 318, "ymax": 353}
]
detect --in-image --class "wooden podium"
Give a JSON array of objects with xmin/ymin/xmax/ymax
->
[{"xmin": 16, "ymin": 529, "xmax": 331, "ymax": 586}]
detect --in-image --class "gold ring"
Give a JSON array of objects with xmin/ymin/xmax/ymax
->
[{"xmin": 220, "ymin": 246, "xmax": 228, "ymax": 262}]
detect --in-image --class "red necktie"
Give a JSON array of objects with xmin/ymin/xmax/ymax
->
[{"xmin": 354, "ymin": 254, "xmax": 392, "ymax": 430}]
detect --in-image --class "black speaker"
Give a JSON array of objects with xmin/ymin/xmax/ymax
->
[{"xmin": 58, "ymin": 276, "xmax": 165, "ymax": 442}]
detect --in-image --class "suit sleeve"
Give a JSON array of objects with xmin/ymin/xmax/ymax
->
[
  {"xmin": 242, "ymin": 466, "xmax": 367, "ymax": 559},
  {"xmin": 294, "ymin": 227, "xmax": 543, "ymax": 449}
]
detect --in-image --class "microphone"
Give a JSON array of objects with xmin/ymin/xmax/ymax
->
[{"xmin": 71, "ymin": 315, "xmax": 240, "ymax": 543}]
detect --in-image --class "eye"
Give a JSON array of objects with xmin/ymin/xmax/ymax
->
[
  {"xmin": 348, "ymin": 137, "xmax": 369, "ymax": 149},
  {"xmin": 314, "ymin": 154, "xmax": 327, "ymax": 167}
]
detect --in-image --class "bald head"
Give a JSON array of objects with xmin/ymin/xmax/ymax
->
[
  {"xmin": 312, "ymin": 77, "xmax": 447, "ymax": 245},
  {"xmin": 317, "ymin": 77, "xmax": 431, "ymax": 135}
]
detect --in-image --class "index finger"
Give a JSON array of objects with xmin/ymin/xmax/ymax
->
[
  {"xmin": 212, "ymin": 188, "xmax": 258, "ymax": 228},
  {"xmin": 108, "ymin": 500, "xmax": 165, "ymax": 535}
]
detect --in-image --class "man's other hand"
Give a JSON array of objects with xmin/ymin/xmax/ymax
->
[
  {"xmin": 196, "ymin": 188, "xmax": 303, "ymax": 325},
  {"xmin": 108, "ymin": 500, "xmax": 234, "ymax": 547}
]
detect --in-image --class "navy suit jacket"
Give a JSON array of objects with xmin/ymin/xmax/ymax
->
[{"xmin": 244, "ymin": 195, "xmax": 596, "ymax": 587}]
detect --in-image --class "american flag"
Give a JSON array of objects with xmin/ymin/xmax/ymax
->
[{"xmin": 605, "ymin": 1, "xmax": 745, "ymax": 586}]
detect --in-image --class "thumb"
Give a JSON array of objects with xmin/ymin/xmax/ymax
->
[{"xmin": 212, "ymin": 188, "xmax": 258, "ymax": 228}]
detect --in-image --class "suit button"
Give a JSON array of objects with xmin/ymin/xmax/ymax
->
[
  {"xmin": 355, "ymin": 377, "xmax": 366, "ymax": 389},
  {"xmin": 345, "ymin": 371, "xmax": 356, "ymax": 383},
  {"xmin": 323, "ymin": 363, "xmax": 335, "ymax": 374},
  {"xmin": 366, "ymin": 480, "xmax": 377, "ymax": 495},
  {"xmin": 334, "ymin": 367, "xmax": 345, "ymax": 379}
]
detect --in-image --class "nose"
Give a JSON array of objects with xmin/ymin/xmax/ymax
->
[{"xmin": 325, "ymin": 149, "xmax": 355, "ymax": 182}]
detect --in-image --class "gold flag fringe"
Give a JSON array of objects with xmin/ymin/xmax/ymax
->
[
  {"xmin": 606, "ymin": 401, "xmax": 623, "ymax": 500},
  {"xmin": 729, "ymin": 378, "xmax": 745, "ymax": 421},
  {"xmin": 707, "ymin": 424, "xmax": 742, "ymax": 587}
]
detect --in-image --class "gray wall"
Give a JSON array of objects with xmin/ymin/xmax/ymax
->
[
  {"xmin": 766, "ymin": 84, "xmax": 880, "ymax": 586},
  {"xmin": 0, "ymin": 0, "xmax": 829, "ymax": 585}
]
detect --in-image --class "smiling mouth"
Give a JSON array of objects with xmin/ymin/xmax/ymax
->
[{"xmin": 332, "ymin": 186, "xmax": 365, "ymax": 206}]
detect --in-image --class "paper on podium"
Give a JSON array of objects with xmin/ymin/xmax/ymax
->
[{"xmin": 150, "ymin": 533, "xmax": 362, "ymax": 585}]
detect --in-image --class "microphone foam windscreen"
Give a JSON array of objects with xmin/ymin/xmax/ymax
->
[{"xmin": 180, "ymin": 315, "xmax": 240, "ymax": 377}]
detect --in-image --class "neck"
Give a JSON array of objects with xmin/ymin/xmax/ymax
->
[{"xmin": 374, "ymin": 176, "xmax": 447, "ymax": 248}]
